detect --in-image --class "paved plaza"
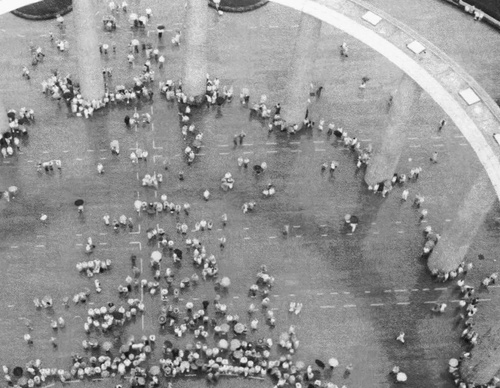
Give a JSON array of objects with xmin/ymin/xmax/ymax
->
[{"xmin": 1, "ymin": 0, "xmax": 500, "ymax": 387}]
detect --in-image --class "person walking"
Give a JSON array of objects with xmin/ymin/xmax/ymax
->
[
  {"xmin": 438, "ymin": 119, "xmax": 446, "ymax": 131},
  {"xmin": 430, "ymin": 151, "xmax": 438, "ymax": 163}
]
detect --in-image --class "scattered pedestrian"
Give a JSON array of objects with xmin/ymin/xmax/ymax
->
[
  {"xmin": 438, "ymin": 119, "xmax": 446, "ymax": 131},
  {"xmin": 430, "ymin": 151, "xmax": 438, "ymax": 163}
]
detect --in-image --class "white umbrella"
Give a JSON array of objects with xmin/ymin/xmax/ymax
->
[
  {"xmin": 448, "ymin": 358, "xmax": 458, "ymax": 367},
  {"xmin": 396, "ymin": 372, "xmax": 407, "ymax": 382},
  {"xmin": 221, "ymin": 277, "xmax": 231, "ymax": 288},
  {"xmin": 328, "ymin": 358, "xmax": 339, "ymax": 368},
  {"xmin": 139, "ymin": 16, "xmax": 148, "ymax": 25},
  {"xmin": 151, "ymin": 251, "xmax": 162, "ymax": 262},
  {"xmin": 134, "ymin": 200, "xmax": 142, "ymax": 212},
  {"xmin": 129, "ymin": 13, "xmax": 138, "ymax": 21}
]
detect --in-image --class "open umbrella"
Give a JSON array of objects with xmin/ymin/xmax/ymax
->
[
  {"xmin": 8, "ymin": 186, "xmax": 18, "ymax": 195},
  {"xmin": 220, "ymin": 277, "xmax": 230, "ymax": 288},
  {"xmin": 234, "ymin": 323, "xmax": 245, "ymax": 334},
  {"xmin": 396, "ymin": 372, "xmax": 407, "ymax": 382},
  {"xmin": 253, "ymin": 165, "xmax": 263, "ymax": 174},
  {"xmin": 230, "ymin": 339, "xmax": 241, "ymax": 351},
  {"xmin": 344, "ymin": 214, "xmax": 351, "ymax": 223},
  {"xmin": 157, "ymin": 24, "xmax": 165, "ymax": 30},
  {"xmin": 448, "ymin": 358, "xmax": 458, "ymax": 368},
  {"xmin": 134, "ymin": 200, "xmax": 142, "ymax": 212},
  {"xmin": 151, "ymin": 251, "xmax": 162, "ymax": 262},
  {"xmin": 233, "ymin": 350, "xmax": 243, "ymax": 360},
  {"xmin": 102, "ymin": 341, "xmax": 113, "ymax": 352},
  {"xmin": 129, "ymin": 13, "xmax": 138, "ymax": 20},
  {"xmin": 17, "ymin": 377, "xmax": 27, "ymax": 387},
  {"xmin": 328, "ymin": 358, "xmax": 339, "ymax": 368},
  {"xmin": 110, "ymin": 140, "xmax": 119, "ymax": 149},
  {"xmin": 13, "ymin": 366, "xmax": 23, "ymax": 377},
  {"xmin": 149, "ymin": 366, "xmax": 160, "ymax": 376},
  {"xmin": 158, "ymin": 315, "xmax": 167, "ymax": 325},
  {"xmin": 315, "ymin": 359, "xmax": 325, "ymax": 369},
  {"xmin": 216, "ymin": 96, "xmax": 225, "ymax": 105},
  {"xmin": 139, "ymin": 16, "xmax": 148, "ymax": 25},
  {"xmin": 131, "ymin": 39, "xmax": 139, "ymax": 46},
  {"xmin": 174, "ymin": 249, "xmax": 183, "ymax": 259},
  {"xmin": 193, "ymin": 139, "xmax": 202, "ymax": 149},
  {"xmin": 296, "ymin": 361, "xmax": 306, "ymax": 370},
  {"xmin": 218, "ymin": 339, "xmax": 228, "ymax": 349},
  {"xmin": 350, "ymin": 216, "xmax": 359, "ymax": 224},
  {"xmin": 113, "ymin": 311, "xmax": 124, "ymax": 320},
  {"xmin": 164, "ymin": 340, "xmax": 173, "ymax": 349},
  {"xmin": 220, "ymin": 323, "xmax": 230, "ymax": 334},
  {"xmin": 74, "ymin": 199, "xmax": 84, "ymax": 206}
]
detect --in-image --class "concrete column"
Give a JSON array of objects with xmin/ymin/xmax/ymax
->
[
  {"xmin": 182, "ymin": 0, "xmax": 208, "ymax": 100},
  {"xmin": 73, "ymin": 0, "xmax": 104, "ymax": 100},
  {"xmin": 364, "ymin": 74, "xmax": 422, "ymax": 186},
  {"xmin": 428, "ymin": 174, "xmax": 496, "ymax": 273},
  {"xmin": 0, "ymin": 99, "xmax": 9, "ymax": 132},
  {"xmin": 460, "ymin": 320, "xmax": 500, "ymax": 385},
  {"xmin": 281, "ymin": 13, "xmax": 322, "ymax": 125}
]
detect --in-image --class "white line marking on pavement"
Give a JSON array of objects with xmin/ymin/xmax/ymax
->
[
  {"xmin": 267, "ymin": 150, "xmax": 278, "ymax": 153},
  {"xmin": 396, "ymin": 302, "xmax": 410, "ymax": 305},
  {"xmin": 422, "ymin": 288, "xmax": 429, "ymax": 291},
  {"xmin": 63, "ymin": 151, "xmax": 69, "ymax": 153},
  {"xmin": 412, "ymin": 289, "xmax": 419, "ymax": 291},
  {"xmin": 289, "ymin": 294, "xmax": 295, "ymax": 297},
  {"xmin": 424, "ymin": 301, "xmax": 437, "ymax": 304},
  {"xmin": 35, "ymin": 245, "xmax": 45, "ymax": 248},
  {"xmin": 269, "ymin": 236, "xmax": 277, "ymax": 239},
  {"xmin": 394, "ymin": 289, "xmax": 407, "ymax": 292},
  {"xmin": 408, "ymin": 137, "xmax": 419, "ymax": 140},
  {"xmin": 242, "ymin": 144, "xmax": 253, "ymax": 146},
  {"xmin": 409, "ymin": 145, "xmax": 421, "ymax": 148},
  {"xmin": 344, "ymin": 304, "xmax": 356, "ymax": 308},
  {"xmin": 266, "ymin": 142, "xmax": 277, "ymax": 145},
  {"xmin": 478, "ymin": 298, "xmax": 491, "ymax": 302},
  {"xmin": 343, "ymin": 292, "xmax": 350, "ymax": 295},
  {"xmin": 445, "ymin": 219, "xmax": 451, "ymax": 222},
  {"xmin": 218, "ymin": 144, "xmax": 229, "ymax": 147},
  {"xmin": 384, "ymin": 290, "xmax": 392, "ymax": 293},
  {"xmin": 434, "ymin": 287, "xmax": 447, "ymax": 291},
  {"xmin": 244, "ymin": 237, "xmax": 251, "ymax": 240},
  {"xmin": 219, "ymin": 152, "xmax": 230, "ymax": 155},
  {"xmin": 364, "ymin": 291, "xmax": 371, "ymax": 293},
  {"xmin": 459, "ymin": 143, "xmax": 468, "ymax": 146},
  {"xmin": 330, "ymin": 292, "xmax": 338, "ymax": 295},
  {"xmin": 76, "ymin": 158, "xmax": 83, "ymax": 161},
  {"xmin": 397, "ymin": 231, "xmax": 404, "ymax": 234},
  {"xmin": 243, "ymin": 151, "xmax": 254, "ymax": 154},
  {"xmin": 11, "ymin": 246, "xmax": 18, "ymax": 249},
  {"xmin": 315, "ymin": 149, "xmax": 326, "ymax": 152},
  {"xmin": 321, "ymin": 234, "xmax": 328, "ymax": 237},
  {"xmin": 130, "ymin": 242, "xmax": 142, "ymax": 250},
  {"xmin": 99, "ymin": 243, "xmax": 107, "ymax": 246},
  {"xmin": 320, "ymin": 306, "xmax": 336, "ymax": 309},
  {"xmin": 290, "ymin": 150, "xmax": 301, "ymax": 153},
  {"xmin": 129, "ymin": 225, "xmax": 141, "ymax": 235},
  {"xmin": 317, "ymin": 293, "xmax": 324, "ymax": 296},
  {"xmin": 395, "ymin": 221, "xmax": 402, "ymax": 224},
  {"xmin": 370, "ymin": 303, "xmax": 384, "ymax": 306}
]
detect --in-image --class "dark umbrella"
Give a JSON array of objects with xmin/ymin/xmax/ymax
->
[
  {"xmin": 157, "ymin": 24, "xmax": 165, "ymax": 30},
  {"xmin": 216, "ymin": 96, "xmax": 225, "ymax": 105},
  {"xmin": 164, "ymin": 340, "xmax": 173, "ymax": 349},
  {"xmin": 349, "ymin": 216, "xmax": 359, "ymax": 225},
  {"xmin": 13, "ymin": 366, "xmax": 23, "ymax": 377},
  {"xmin": 112, "ymin": 311, "xmax": 124, "ymax": 320},
  {"xmin": 314, "ymin": 359, "xmax": 325, "ymax": 369},
  {"xmin": 253, "ymin": 165, "xmax": 263, "ymax": 174},
  {"xmin": 3, "ymin": 132, "xmax": 11, "ymax": 139},
  {"xmin": 7, "ymin": 111, "xmax": 16, "ymax": 120},
  {"xmin": 174, "ymin": 249, "xmax": 183, "ymax": 259},
  {"xmin": 74, "ymin": 199, "xmax": 84, "ymax": 206}
]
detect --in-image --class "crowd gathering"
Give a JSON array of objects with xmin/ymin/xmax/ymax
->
[{"xmin": 1, "ymin": 2, "xmax": 498, "ymax": 388}]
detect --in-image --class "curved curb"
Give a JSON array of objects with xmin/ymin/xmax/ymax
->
[
  {"xmin": 11, "ymin": 4, "xmax": 72, "ymax": 21},
  {"xmin": 208, "ymin": 0, "xmax": 269, "ymax": 13}
]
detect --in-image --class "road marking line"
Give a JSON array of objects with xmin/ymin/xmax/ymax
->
[
  {"xmin": 129, "ymin": 241, "xmax": 142, "ymax": 250},
  {"xmin": 319, "ymin": 224, "xmax": 327, "ymax": 227},
  {"xmin": 408, "ymin": 137, "xmax": 419, "ymax": 140},
  {"xmin": 397, "ymin": 231, "xmax": 404, "ymax": 234},
  {"xmin": 373, "ymin": 231, "xmax": 379, "ymax": 234},
  {"xmin": 289, "ymin": 141, "xmax": 300, "ymax": 144},
  {"xmin": 317, "ymin": 293, "xmax": 324, "ymax": 296},
  {"xmin": 269, "ymin": 25, "xmax": 279, "ymax": 28},
  {"xmin": 478, "ymin": 298, "xmax": 491, "ymax": 302},
  {"xmin": 424, "ymin": 301, "xmax": 437, "ymax": 304},
  {"xmin": 396, "ymin": 302, "xmax": 410, "ymax": 305},
  {"xmin": 289, "ymin": 294, "xmax": 295, "ymax": 297},
  {"xmin": 76, "ymin": 158, "xmax": 83, "ymax": 161},
  {"xmin": 412, "ymin": 289, "xmax": 419, "ymax": 292},
  {"xmin": 267, "ymin": 150, "xmax": 278, "ymax": 153},
  {"xmin": 319, "ymin": 306, "xmax": 335, "ymax": 309},
  {"xmin": 273, "ymin": 295, "xmax": 279, "ymax": 297},
  {"xmin": 219, "ymin": 152, "xmax": 230, "ymax": 155},
  {"xmin": 330, "ymin": 292, "xmax": 338, "ymax": 295},
  {"xmin": 370, "ymin": 303, "xmax": 384, "ymax": 306},
  {"xmin": 409, "ymin": 145, "xmax": 421, "ymax": 148},
  {"xmin": 434, "ymin": 287, "xmax": 447, "ymax": 291},
  {"xmin": 218, "ymin": 144, "xmax": 229, "ymax": 147},
  {"xmin": 295, "ymin": 235, "xmax": 302, "ymax": 238},
  {"xmin": 344, "ymin": 304, "xmax": 356, "ymax": 308},
  {"xmin": 422, "ymin": 288, "xmax": 429, "ymax": 291},
  {"xmin": 100, "ymin": 157, "xmax": 107, "ymax": 160},
  {"xmin": 242, "ymin": 143, "xmax": 253, "ymax": 146},
  {"xmin": 63, "ymin": 151, "xmax": 69, "ymax": 153},
  {"xmin": 459, "ymin": 143, "xmax": 468, "ymax": 146},
  {"xmin": 434, "ymin": 144, "xmax": 444, "ymax": 147},
  {"xmin": 233, "ymin": 296, "xmax": 239, "ymax": 299},
  {"xmin": 269, "ymin": 236, "xmax": 277, "ymax": 239},
  {"xmin": 431, "ymin": 136, "xmax": 441, "ymax": 139},
  {"xmin": 11, "ymin": 246, "xmax": 18, "ymax": 249},
  {"xmin": 343, "ymin": 292, "xmax": 350, "ymax": 295},
  {"xmin": 290, "ymin": 149, "xmax": 302, "ymax": 153},
  {"xmin": 99, "ymin": 233, "xmax": 107, "ymax": 236},
  {"xmin": 129, "ymin": 225, "xmax": 141, "ymax": 235},
  {"xmin": 394, "ymin": 289, "xmax": 407, "ymax": 292},
  {"xmin": 75, "ymin": 243, "xmax": 83, "ymax": 246},
  {"xmin": 364, "ymin": 291, "xmax": 371, "ymax": 293},
  {"xmin": 244, "ymin": 237, "xmax": 251, "ymax": 240},
  {"xmin": 384, "ymin": 290, "xmax": 392, "ymax": 293},
  {"xmin": 293, "ymin": 226, "xmax": 301, "ymax": 228},
  {"xmin": 35, "ymin": 245, "xmax": 45, "ymax": 248},
  {"xmin": 445, "ymin": 219, "xmax": 451, "ymax": 222},
  {"xmin": 266, "ymin": 142, "xmax": 277, "ymax": 145},
  {"xmin": 36, "ymin": 235, "xmax": 44, "ymax": 238},
  {"xmin": 315, "ymin": 149, "xmax": 326, "ymax": 152},
  {"xmin": 243, "ymin": 151, "xmax": 254, "ymax": 154},
  {"xmin": 360, "ymin": 138, "xmax": 372, "ymax": 142},
  {"xmin": 87, "ymin": 150, "xmax": 94, "ymax": 152},
  {"xmin": 321, "ymin": 234, "xmax": 328, "ymax": 237},
  {"xmin": 395, "ymin": 221, "xmax": 402, "ymax": 224}
]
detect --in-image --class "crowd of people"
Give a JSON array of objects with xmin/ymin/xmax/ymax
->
[{"xmin": 2, "ymin": 2, "xmax": 498, "ymax": 388}]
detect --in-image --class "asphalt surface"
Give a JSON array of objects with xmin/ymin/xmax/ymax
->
[{"xmin": 0, "ymin": 1, "xmax": 500, "ymax": 388}]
